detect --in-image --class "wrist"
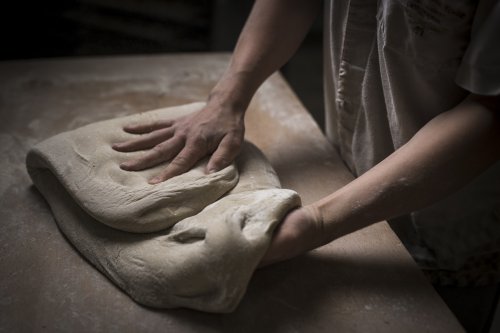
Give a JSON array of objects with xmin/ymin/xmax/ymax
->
[
  {"xmin": 309, "ymin": 191, "xmax": 356, "ymax": 243},
  {"xmin": 261, "ymin": 205, "xmax": 325, "ymax": 266},
  {"xmin": 312, "ymin": 186, "xmax": 378, "ymax": 242},
  {"xmin": 208, "ymin": 71, "xmax": 258, "ymax": 112},
  {"xmin": 303, "ymin": 204, "xmax": 328, "ymax": 248}
]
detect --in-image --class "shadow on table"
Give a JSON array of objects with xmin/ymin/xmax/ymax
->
[{"xmin": 153, "ymin": 251, "xmax": 425, "ymax": 332}]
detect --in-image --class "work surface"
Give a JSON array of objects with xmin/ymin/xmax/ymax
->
[{"xmin": 0, "ymin": 54, "xmax": 464, "ymax": 332}]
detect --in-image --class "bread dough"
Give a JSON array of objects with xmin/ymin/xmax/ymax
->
[
  {"xmin": 26, "ymin": 103, "xmax": 300, "ymax": 313},
  {"xmin": 27, "ymin": 103, "xmax": 239, "ymax": 233}
]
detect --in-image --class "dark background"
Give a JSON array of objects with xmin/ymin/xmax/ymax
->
[{"xmin": 0, "ymin": 0, "xmax": 324, "ymax": 127}]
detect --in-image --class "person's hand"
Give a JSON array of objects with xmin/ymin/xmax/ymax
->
[
  {"xmin": 112, "ymin": 102, "xmax": 245, "ymax": 184},
  {"xmin": 260, "ymin": 205, "xmax": 325, "ymax": 267}
]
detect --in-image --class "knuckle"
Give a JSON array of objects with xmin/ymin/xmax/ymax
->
[
  {"xmin": 225, "ymin": 136, "xmax": 242, "ymax": 152},
  {"xmin": 214, "ymin": 156, "xmax": 230, "ymax": 167},
  {"xmin": 191, "ymin": 136, "xmax": 208, "ymax": 150},
  {"xmin": 228, "ymin": 137, "xmax": 242, "ymax": 149},
  {"xmin": 170, "ymin": 155, "xmax": 189, "ymax": 167},
  {"xmin": 157, "ymin": 127, "xmax": 172, "ymax": 136},
  {"xmin": 152, "ymin": 144, "xmax": 164, "ymax": 152},
  {"xmin": 147, "ymin": 146, "xmax": 165, "ymax": 160},
  {"xmin": 175, "ymin": 130, "xmax": 187, "ymax": 141},
  {"xmin": 230, "ymin": 130, "xmax": 244, "ymax": 141}
]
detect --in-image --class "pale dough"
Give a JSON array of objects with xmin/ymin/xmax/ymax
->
[
  {"xmin": 27, "ymin": 103, "xmax": 300, "ymax": 313},
  {"xmin": 27, "ymin": 103, "xmax": 238, "ymax": 233}
]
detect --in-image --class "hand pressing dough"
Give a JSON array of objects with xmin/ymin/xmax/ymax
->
[
  {"xmin": 26, "ymin": 103, "xmax": 301, "ymax": 313},
  {"xmin": 27, "ymin": 102, "xmax": 238, "ymax": 233}
]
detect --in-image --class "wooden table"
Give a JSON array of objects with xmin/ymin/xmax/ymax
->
[{"xmin": 0, "ymin": 54, "xmax": 464, "ymax": 332}]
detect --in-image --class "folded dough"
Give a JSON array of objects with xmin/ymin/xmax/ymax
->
[
  {"xmin": 27, "ymin": 103, "xmax": 239, "ymax": 233},
  {"xmin": 27, "ymin": 103, "xmax": 300, "ymax": 313}
]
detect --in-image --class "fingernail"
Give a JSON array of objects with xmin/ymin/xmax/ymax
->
[
  {"xmin": 120, "ymin": 162, "xmax": 130, "ymax": 169},
  {"xmin": 207, "ymin": 168, "xmax": 217, "ymax": 174}
]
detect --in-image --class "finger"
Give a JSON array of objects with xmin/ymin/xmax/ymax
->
[
  {"xmin": 149, "ymin": 142, "xmax": 207, "ymax": 184},
  {"xmin": 123, "ymin": 119, "xmax": 175, "ymax": 134},
  {"xmin": 206, "ymin": 134, "xmax": 243, "ymax": 173},
  {"xmin": 112, "ymin": 127, "xmax": 174, "ymax": 152},
  {"xmin": 120, "ymin": 137, "xmax": 183, "ymax": 171}
]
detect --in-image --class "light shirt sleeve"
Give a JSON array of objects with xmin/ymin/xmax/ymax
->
[{"xmin": 455, "ymin": 0, "xmax": 500, "ymax": 96}]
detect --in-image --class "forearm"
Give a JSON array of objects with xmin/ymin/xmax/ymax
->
[
  {"xmin": 209, "ymin": 0, "xmax": 322, "ymax": 109},
  {"xmin": 312, "ymin": 95, "xmax": 500, "ymax": 244},
  {"xmin": 118, "ymin": 1, "xmax": 321, "ymax": 182}
]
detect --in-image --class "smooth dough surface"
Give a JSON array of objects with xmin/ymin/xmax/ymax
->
[{"xmin": 27, "ymin": 103, "xmax": 300, "ymax": 313}]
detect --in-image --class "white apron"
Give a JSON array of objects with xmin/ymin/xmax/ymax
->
[{"xmin": 324, "ymin": 0, "xmax": 500, "ymax": 285}]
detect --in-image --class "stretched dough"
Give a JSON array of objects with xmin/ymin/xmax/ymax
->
[{"xmin": 27, "ymin": 103, "xmax": 300, "ymax": 313}]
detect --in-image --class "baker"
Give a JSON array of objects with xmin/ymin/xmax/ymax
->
[{"xmin": 112, "ymin": 0, "xmax": 500, "ymax": 325}]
